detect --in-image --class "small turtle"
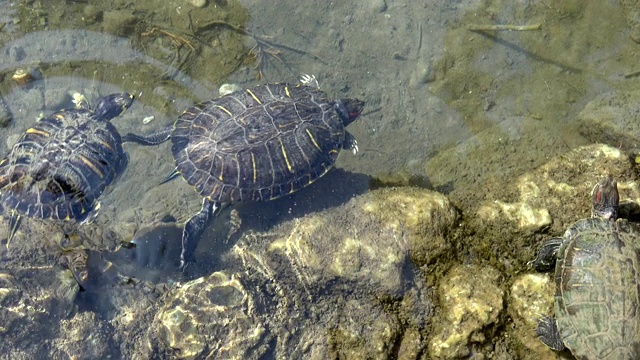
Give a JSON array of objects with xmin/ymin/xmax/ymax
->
[
  {"xmin": 530, "ymin": 175, "xmax": 640, "ymax": 359},
  {"xmin": 0, "ymin": 92, "xmax": 134, "ymax": 244},
  {"xmin": 123, "ymin": 75, "xmax": 365, "ymax": 269}
]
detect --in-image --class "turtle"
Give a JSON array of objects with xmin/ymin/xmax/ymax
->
[
  {"xmin": 530, "ymin": 175, "xmax": 640, "ymax": 359},
  {"xmin": 123, "ymin": 75, "xmax": 365, "ymax": 269},
  {"xmin": 0, "ymin": 92, "xmax": 134, "ymax": 246}
]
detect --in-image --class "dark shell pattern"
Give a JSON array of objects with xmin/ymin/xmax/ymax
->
[
  {"xmin": 554, "ymin": 217, "xmax": 640, "ymax": 359},
  {"xmin": 0, "ymin": 102, "xmax": 127, "ymax": 223},
  {"xmin": 171, "ymin": 83, "xmax": 346, "ymax": 203}
]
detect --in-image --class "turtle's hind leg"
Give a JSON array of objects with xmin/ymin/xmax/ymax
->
[
  {"xmin": 159, "ymin": 168, "xmax": 181, "ymax": 185},
  {"xmin": 536, "ymin": 316, "xmax": 566, "ymax": 351},
  {"xmin": 6, "ymin": 211, "xmax": 21, "ymax": 247},
  {"xmin": 123, "ymin": 126, "xmax": 172, "ymax": 146},
  {"xmin": 179, "ymin": 198, "xmax": 220, "ymax": 270}
]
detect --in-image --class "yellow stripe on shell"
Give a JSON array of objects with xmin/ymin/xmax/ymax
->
[
  {"xmin": 218, "ymin": 155, "xmax": 224, "ymax": 181},
  {"xmin": 305, "ymin": 129, "xmax": 322, "ymax": 151},
  {"xmin": 25, "ymin": 128, "xmax": 50, "ymax": 137},
  {"xmin": 246, "ymin": 89, "xmax": 262, "ymax": 104},
  {"xmin": 99, "ymin": 140, "xmax": 114, "ymax": 152},
  {"xmin": 251, "ymin": 152, "xmax": 257, "ymax": 183},
  {"xmin": 280, "ymin": 139, "xmax": 293, "ymax": 173},
  {"xmin": 78, "ymin": 155, "xmax": 104, "ymax": 178},
  {"xmin": 216, "ymin": 105, "xmax": 232, "ymax": 116}
]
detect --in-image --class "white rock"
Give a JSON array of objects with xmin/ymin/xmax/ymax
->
[
  {"xmin": 186, "ymin": 0, "xmax": 207, "ymax": 8},
  {"xmin": 219, "ymin": 83, "xmax": 241, "ymax": 96}
]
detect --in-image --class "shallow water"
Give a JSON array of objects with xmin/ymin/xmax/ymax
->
[{"xmin": 0, "ymin": 0, "xmax": 638, "ymax": 359}]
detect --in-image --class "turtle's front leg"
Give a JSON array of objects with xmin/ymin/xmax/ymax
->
[
  {"xmin": 529, "ymin": 237, "xmax": 563, "ymax": 271},
  {"xmin": 343, "ymin": 131, "xmax": 358, "ymax": 155}
]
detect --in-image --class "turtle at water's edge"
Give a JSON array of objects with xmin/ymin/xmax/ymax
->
[
  {"xmin": 0, "ymin": 93, "xmax": 134, "ymax": 283},
  {"xmin": 530, "ymin": 175, "xmax": 640, "ymax": 359},
  {"xmin": 123, "ymin": 75, "xmax": 365, "ymax": 269}
]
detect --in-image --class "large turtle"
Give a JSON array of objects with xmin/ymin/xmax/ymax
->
[
  {"xmin": 530, "ymin": 175, "xmax": 640, "ymax": 359},
  {"xmin": 0, "ymin": 92, "xmax": 134, "ymax": 245},
  {"xmin": 123, "ymin": 75, "xmax": 365, "ymax": 269}
]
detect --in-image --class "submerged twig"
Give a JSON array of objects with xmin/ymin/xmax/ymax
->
[
  {"xmin": 467, "ymin": 24, "xmax": 542, "ymax": 31},
  {"xmin": 198, "ymin": 20, "xmax": 322, "ymax": 58},
  {"xmin": 141, "ymin": 27, "xmax": 196, "ymax": 51},
  {"xmin": 624, "ymin": 70, "xmax": 640, "ymax": 79},
  {"xmin": 196, "ymin": 20, "xmax": 326, "ymax": 77}
]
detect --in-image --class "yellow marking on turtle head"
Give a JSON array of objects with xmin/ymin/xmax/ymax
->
[
  {"xmin": 78, "ymin": 155, "xmax": 104, "ymax": 178},
  {"xmin": 280, "ymin": 140, "xmax": 293, "ymax": 173},
  {"xmin": 246, "ymin": 89, "xmax": 262, "ymax": 104},
  {"xmin": 251, "ymin": 152, "xmax": 257, "ymax": 183},
  {"xmin": 25, "ymin": 128, "xmax": 50, "ymax": 137},
  {"xmin": 284, "ymin": 86, "xmax": 291, "ymax": 97},
  {"xmin": 216, "ymin": 105, "xmax": 232, "ymax": 116},
  {"xmin": 305, "ymin": 129, "xmax": 322, "ymax": 151}
]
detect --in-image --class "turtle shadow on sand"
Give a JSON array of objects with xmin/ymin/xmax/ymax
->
[{"xmin": 118, "ymin": 168, "xmax": 372, "ymax": 279}]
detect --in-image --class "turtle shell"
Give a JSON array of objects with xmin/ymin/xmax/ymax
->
[
  {"xmin": 0, "ymin": 95, "xmax": 130, "ymax": 223},
  {"xmin": 554, "ymin": 217, "xmax": 640, "ymax": 359},
  {"xmin": 171, "ymin": 83, "xmax": 346, "ymax": 203}
]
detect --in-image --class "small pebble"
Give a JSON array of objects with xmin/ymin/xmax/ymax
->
[
  {"xmin": 186, "ymin": 0, "xmax": 207, "ymax": 8},
  {"xmin": 0, "ymin": 96, "xmax": 12, "ymax": 128},
  {"xmin": 82, "ymin": 5, "xmax": 102, "ymax": 24},
  {"xmin": 9, "ymin": 46, "xmax": 25, "ymax": 61},
  {"xmin": 219, "ymin": 84, "xmax": 241, "ymax": 96},
  {"xmin": 409, "ymin": 60, "xmax": 435, "ymax": 88},
  {"xmin": 6, "ymin": 134, "xmax": 20, "ymax": 150},
  {"xmin": 370, "ymin": 0, "xmax": 387, "ymax": 13}
]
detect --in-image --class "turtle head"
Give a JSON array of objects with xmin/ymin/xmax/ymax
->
[
  {"xmin": 334, "ymin": 98, "xmax": 365, "ymax": 127},
  {"xmin": 591, "ymin": 175, "xmax": 619, "ymax": 220},
  {"xmin": 94, "ymin": 93, "xmax": 135, "ymax": 121}
]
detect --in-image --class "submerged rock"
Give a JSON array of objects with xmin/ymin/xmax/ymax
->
[
  {"xmin": 430, "ymin": 264, "xmax": 504, "ymax": 359},
  {"xmin": 576, "ymin": 90, "xmax": 640, "ymax": 148},
  {"xmin": 474, "ymin": 144, "xmax": 635, "ymax": 236},
  {"xmin": 621, "ymin": 0, "xmax": 640, "ymax": 43},
  {"xmin": 156, "ymin": 272, "xmax": 269, "ymax": 359},
  {"xmin": 471, "ymin": 143, "xmax": 640, "ymax": 359},
  {"xmin": 149, "ymin": 187, "xmax": 456, "ymax": 358},
  {"xmin": 509, "ymin": 273, "xmax": 556, "ymax": 357},
  {"xmin": 0, "ymin": 268, "xmax": 79, "ymax": 358}
]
